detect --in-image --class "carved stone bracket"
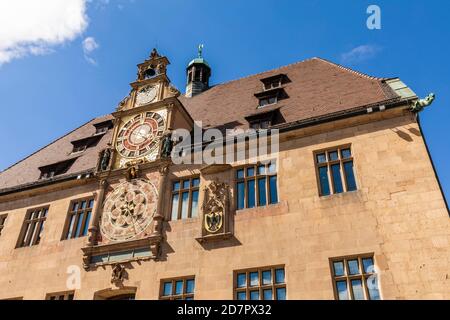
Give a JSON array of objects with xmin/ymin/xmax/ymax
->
[{"xmin": 111, "ymin": 263, "xmax": 126, "ymax": 285}]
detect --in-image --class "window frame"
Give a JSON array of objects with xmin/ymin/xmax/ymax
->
[
  {"xmin": 45, "ymin": 291, "xmax": 75, "ymax": 300},
  {"xmin": 0, "ymin": 214, "xmax": 7, "ymax": 237},
  {"xmin": 159, "ymin": 276, "xmax": 195, "ymax": 300},
  {"xmin": 39, "ymin": 159, "xmax": 75, "ymax": 180},
  {"xmin": 235, "ymin": 162, "xmax": 278, "ymax": 210},
  {"xmin": 314, "ymin": 144, "xmax": 357, "ymax": 196},
  {"xmin": 249, "ymin": 118, "xmax": 272, "ymax": 130},
  {"xmin": 170, "ymin": 176, "xmax": 200, "ymax": 221},
  {"xmin": 61, "ymin": 196, "xmax": 95, "ymax": 240},
  {"xmin": 234, "ymin": 265, "xmax": 287, "ymax": 300},
  {"xmin": 263, "ymin": 79, "xmax": 282, "ymax": 91},
  {"xmin": 258, "ymin": 94, "xmax": 278, "ymax": 108},
  {"xmin": 16, "ymin": 206, "xmax": 49, "ymax": 248},
  {"xmin": 329, "ymin": 253, "xmax": 380, "ymax": 300}
]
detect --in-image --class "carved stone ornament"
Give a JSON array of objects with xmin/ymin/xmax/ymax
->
[
  {"xmin": 168, "ymin": 84, "xmax": 181, "ymax": 97},
  {"xmin": 117, "ymin": 95, "xmax": 131, "ymax": 111},
  {"xmin": 111, "ymin": 264, "xmax": 125, "ymax": 284},
  {"xmin": 125, "ymin": 161, "xmax": 143, "ymax": 181},
  {"xmin": 410, "ymin": 93, "xmax": 436, "ymax": 113},
  {"xmin": 100, "ymin": 179, "xmax": 158, "ymax": 242},
  {"xmin": 150, "ymin": 48, "xmax": 160, "ymax": 59},
  {"xmin": 201, "ymin": 181, "xmax": 230, "ymax": 236},
  {"xmin": 157, "ymin": 62, "xmax": 166, "ymax": 75}
]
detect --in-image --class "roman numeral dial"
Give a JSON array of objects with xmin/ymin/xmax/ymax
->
[{"xmin": 116, "ymin": 112, "xmax": 166, "ymax": 159}]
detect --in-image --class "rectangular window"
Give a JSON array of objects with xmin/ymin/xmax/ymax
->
[
  {"xmin": 39, "ymin": 159, "xmax": 75, "ymax": 180},
  {"xmin": 62, "ymin": 197, "xmax": 94, "ymax": 240},
  {"xmin": 258, "ymin": 95, "xmax": 278, "ymax": 108},
  {"xmin": 315, "ymin": 146, "xmax": 357, "ymax": 196},
  {"xmin": 46, "ymin": 291, "xmax": 75, "ymax": 300},
  {"xmin": 250, "ymin": 119, "xmax": 271, "ymax": 130},
  {"xmin": 234, "ymin": 266, "xmax": 286, "ymax": 300},
  {"xmin": 330, "ymin": 254, "xmax": 380, "ymax": 300},
  {"xmin": 0, "ymin": 214, "xmax": 7, "ymax": 237},
  {"xmin": 17, "ymin": 207, "xmax": 48, "ymax": 248},
  {"xmin": 160, "ymin": 277, "xmax": 195, "ymax": 300},
  {"xmin": 236, "ymin": 162, "xmax": 278, "ymax": 210},
  {"xmin": 264, "ymin": 79, "xmax": 282, "ymax": 91},
  {"xmin": 170, "ymin": 177, "xmax": 200, "ymax": 221}
]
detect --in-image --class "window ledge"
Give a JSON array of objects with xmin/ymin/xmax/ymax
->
[
  {"xmin": 167, "ymin": 217, "xmax": 200, "ymax": 228},
  {"xmin": 235, "ymin": 201, "xmax": 289, "ymax": 220},
  {"xmin": 318, "ymin": 190, "xmax": 363, "ymax": 201}
]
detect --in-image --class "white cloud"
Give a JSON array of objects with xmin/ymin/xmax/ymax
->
[
  {"xmin": 82, "ymin": 36, "xmax": 99, "ymax": 65},
  {"xmin": 0, "ymin": 0, "xmax": 89, "ymax": 65},
  {"xmin": 340, "ymin": 45, "xmax": 381, "ymax": 65}
]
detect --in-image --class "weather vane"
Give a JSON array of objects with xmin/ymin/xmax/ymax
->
[{"xmin": 198, "ymin": 44, "xmax": 204, "ymax": 58}]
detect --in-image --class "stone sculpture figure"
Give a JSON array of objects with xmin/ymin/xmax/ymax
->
[
  {"xmin": 100, "ymin": 148, "xmax": 111, "ymax": 171},
  {"xmin": 160, "ymin": 132, "xmax": 173, "ymax": 158}
]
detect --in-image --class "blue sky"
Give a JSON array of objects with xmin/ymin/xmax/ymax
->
[{"xmin": 0, "ymin": 0, "xmax": 449, "ymax": 201}]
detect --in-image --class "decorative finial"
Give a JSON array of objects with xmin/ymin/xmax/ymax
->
[
  {"xmin": 198, "ymin": 44, "xmax": 204, "ymax": 58},
  {"xmin": 411, "ymin": 93, "xmax": 436, "ymax": 113},
  {"xmin": 150, "ymin": 48, "xmax": 160, "ymax": 59}
]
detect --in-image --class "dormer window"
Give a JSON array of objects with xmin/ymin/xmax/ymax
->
[
  {"xmin": 261, "ymin": 74, "xmax": 288, "ymax": 91},
  {"xmin": 245, "ymin": 108, "xmax": 281, "ymax": 130},
  {"xmin": 72, "ymin": 143, "xmax": 87, "ymax": 154},
  {"xmin": 255, "ymin": 74, "xmax": 290, "ymax": 108},
  {"xmin": 250, "ymin": 119, "xmax": 271, "ymax": 130},
  {"xmin": 264, "ymin": 79, "xmax": 282, "ymax": 91},
  {"xmin": 258, "ymin": 95, "xmax": 278, "ymax": 108},
  {"xmin": 70, "ymin": 136, "xmax": 102, "ymax": 154},
  {"xmin": 93, "ymin": 120, "xmax": 113, "ymax": 136},
  {"xmin": 39, "ymin": 159, "xmax": 76, "ymax": 180}
]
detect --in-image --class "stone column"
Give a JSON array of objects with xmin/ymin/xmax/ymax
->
[
  {"xmin": 87, "ymin": 179, "xmax": 108, "ymax": 247},
  {"xmin": 151, "ymin": 163, "xmax": 170, "ymax": 237}
]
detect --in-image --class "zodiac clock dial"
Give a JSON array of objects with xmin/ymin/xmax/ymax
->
[
  {"xmin": 100, "ymin": 179, "xmax": 158, "ymax": 242},
  {"xmin": 116, "ymin": 112, "xmax": 166, "ymax": 159}
]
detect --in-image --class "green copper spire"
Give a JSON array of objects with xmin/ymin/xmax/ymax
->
[
  {"xmin": 198, "ymin": 44, "xmax": 204, "ymax": 58},
  {"xmin": 188, "ymin": 44, "xmax": 210, "ymax": 68}
]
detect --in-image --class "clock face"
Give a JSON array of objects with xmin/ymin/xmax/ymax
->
[
  {"xmin": 100, "ymin": 179, "xmax": 158, "ymax": 242},
  {"xmin": 135, "ymin": 85, "xmax": 157, "ymax": 106},
  {"xmin": 116, "ymin": 112, "xmax": 165, "ymax": 159}
]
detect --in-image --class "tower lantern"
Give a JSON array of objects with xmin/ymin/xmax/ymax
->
[{"xmin": 185, "ymin": 44, "xmax": 211, "ymax": 97}]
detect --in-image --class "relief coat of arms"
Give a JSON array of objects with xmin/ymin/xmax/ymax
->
[{"xmin": 202, "ymin": 181, "xmax": 229, "ymax": 234}]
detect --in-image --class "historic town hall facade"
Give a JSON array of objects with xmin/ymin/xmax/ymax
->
[{"xmin": 0, "ymin": 49, "xmax": 448, "ymax": 300}]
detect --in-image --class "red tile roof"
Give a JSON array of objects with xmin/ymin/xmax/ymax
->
[
  {"xmin": 179, "ymin": 57, "xmax": 398, "ymax": 131},
  {"xmin": 0, "ymin": 57, "xmax": 399, "ymax": 192},
  {"xmin": 0, "ymin": 115, "xmax": 113, "ymax": 191}
]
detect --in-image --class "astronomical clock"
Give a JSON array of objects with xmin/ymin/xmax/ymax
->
[
  {"xmin": 115, "ymin": 110, "xmax": 167, "ymax": 167},
  {"xmin": 82, "ymin": 49, "xmax": 193, "ymax": 271},
  {"xmin": 100, "ymin": 179, "xmax": 158, "ymax": 242}
]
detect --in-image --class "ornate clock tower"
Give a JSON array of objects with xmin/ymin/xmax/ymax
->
[
  {"xmin": 82, "ymin": 49, "xmax": 194, "ymax": 270},
  {"xmin": 112, "ymin": 48, "xmax": 180, "ymax": 169}
]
